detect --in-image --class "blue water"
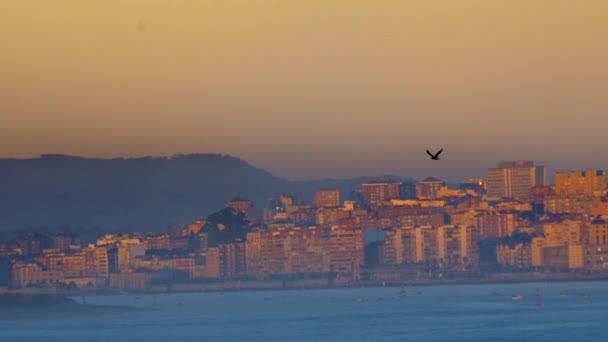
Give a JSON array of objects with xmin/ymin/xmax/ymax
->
[{"xmin": 1, "ymin": 281, "xmax": 607, "ymax": 341}]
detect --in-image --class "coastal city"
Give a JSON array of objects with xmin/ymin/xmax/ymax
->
[{"xmin": 2, "ymin": 160, "xmax": 608, "ymax": 294}]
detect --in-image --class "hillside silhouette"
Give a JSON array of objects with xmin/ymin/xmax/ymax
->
[{"xmin": 0, "ymin": 154, "xmax": 414, "ymax": 232}]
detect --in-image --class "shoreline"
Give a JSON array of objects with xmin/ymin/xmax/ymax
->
[
  {"xmin": 10, "ymin": 272, "xmax": 608, "ymax": 297},
  {"xmin": 363, "ymin": 275, "xmax": 608, "ymax": 288}
]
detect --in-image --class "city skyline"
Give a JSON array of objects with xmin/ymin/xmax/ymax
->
[
  {"xmin": 2, "ymin": 1, "xmax": 608, "ymax": 181},
  {"xmin": 5, "ymin": 161, "xmax": 608, "ymax": 292},
  {"xmin": 0, "ymin": 152, "xmax": 603, "ymax": 184}
]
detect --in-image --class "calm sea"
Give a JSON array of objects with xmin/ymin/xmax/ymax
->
[{"xmin": 1, "ymin": 281, "xmax": 607, "ymax": 341}]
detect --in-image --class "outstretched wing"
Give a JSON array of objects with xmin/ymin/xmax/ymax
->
[
  {"xmin": 426, "ymin": 150, "xmax": 434, "ymax": 158},
  {"xmin": 435, "ymin": 148, "xmax": 444, "ymax": 157}
]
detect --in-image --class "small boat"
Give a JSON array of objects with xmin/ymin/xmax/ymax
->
[
  {"xmin": 511, "ymin": 294, "xmax": 524, "ymax": 301},
  {"xmin": 580, "ymin": 293, "xmax": 591, "ymax": 299},
  {"xmin": 356, "ymin": 297, "xmax": 368, "ymax": 303}
]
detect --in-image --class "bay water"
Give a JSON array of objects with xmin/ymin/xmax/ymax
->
[{"xmin": 1, "ymin": 281, "xmax": 606, "ymax": 341}]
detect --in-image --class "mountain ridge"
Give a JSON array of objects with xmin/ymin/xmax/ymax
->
[{"xmin": 0, "ymin": 154, "xmax": 415, "ymax": 232}]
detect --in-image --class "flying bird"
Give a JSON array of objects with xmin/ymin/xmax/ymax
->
[{"xmin": 426, "ymin": 148, "xmax": 443, "ymax": 160}]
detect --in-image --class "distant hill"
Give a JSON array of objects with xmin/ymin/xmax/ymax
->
[{"xmin": 0, "ymin": 154, "xmax": 415, "ymax": 232}]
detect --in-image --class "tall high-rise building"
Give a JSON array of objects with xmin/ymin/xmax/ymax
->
[
  {"xmin": 416, "ymin": 177, "xmax": 446, "ymax": 199},
  {"xmin": 313, "ymin": 189, "xmax": 341, "ymax": 208},
  {"xmin": 383, "ymin": 225, "xmax": 479, "ymax": 270},
  {"xmin": 383, "ymin": 227, "xmax": 417, "ymax": 265},
  {"xmin": 361, "ymin": 181, "xmax": 402, "ymax": 205},
  {"xmin": 459, "ymin": 225, "xmax": 480, "ymax": 269},
  {"xmin": 218, "ymin": 242, "xmax": 246, "ymax": 279},
  {"xmin": 486, "ymin": 161, "xmax": 546, "ymax": 199},
  {"xmin": 324, "ymin": 223, "xmax": 364, "ymax": 278},
  {"xmin": 438, "ymin": 225, "xmax": 466, "ymax": 270},
  {"xmin": 555, "ymin": 170, "xmax": 606, "ymax": 196},
  {"xmin": 83, "ymin": 245, "xmax": 109, "ymax": 277},
  {"xmin": 245, "ymin": 226, "xmax": 329, "ymax": 279},
  {"xmin": 415, "ymin": 226, "xmax": 439, "ymax": 264}
]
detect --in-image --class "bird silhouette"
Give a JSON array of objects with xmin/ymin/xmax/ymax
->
[{"xmin": 426, "ymin": 148, "xmax": 443, "ymax": 160}]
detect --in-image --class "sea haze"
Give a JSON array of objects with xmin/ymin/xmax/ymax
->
[{"xmin": 1, "ymin": 281, "xmax": 605, "ymax": 341}]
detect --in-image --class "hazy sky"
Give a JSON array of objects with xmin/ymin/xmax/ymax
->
[{"xmin": 2, "ymin": 1, "xmax": 607, "ymax": 181}]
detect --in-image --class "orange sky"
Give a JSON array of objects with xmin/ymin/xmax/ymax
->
[{"xmin": 1, "ymin": 0, "xmax": 607, "ymax": 180}]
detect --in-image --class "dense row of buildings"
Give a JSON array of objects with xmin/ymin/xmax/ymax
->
[{"xmin": 2, "ymin": 161, "xmax": 608, "ymax": 291}]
